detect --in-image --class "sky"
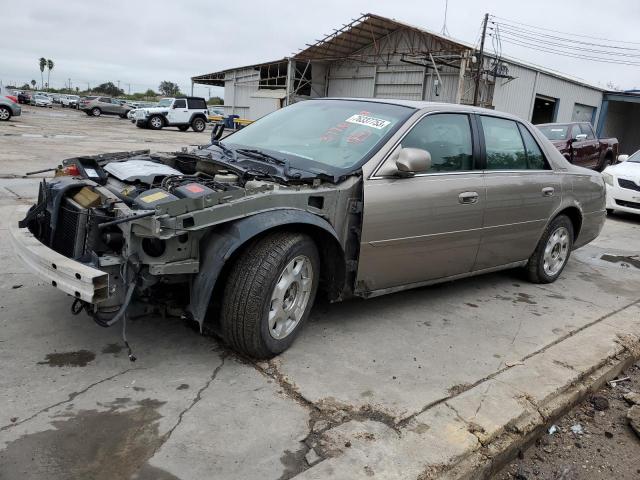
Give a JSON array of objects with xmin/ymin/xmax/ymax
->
[{"xmin": 2, "ymin": 0, "xmax": 639, "ymax": 98}]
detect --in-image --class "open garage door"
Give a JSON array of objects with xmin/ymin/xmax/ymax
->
[
  {"xmin": 597, "ymin": 92, "xmax": 640, "ymax": 155},
  {"xmin": 531, "ymin": 95, "xmax": 558, "ymax": 124}
]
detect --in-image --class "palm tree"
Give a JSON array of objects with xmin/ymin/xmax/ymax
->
[
  {"xmin": 39, "ymin": 58, "xmax": 46, "ymax": 89},
  {"xmin": 46, "ymin": 59, "xmax": 54, "ymax": 91},
  {"xmin": 31, "ymin": 79, "xmax": 36, "ymax": 89}
]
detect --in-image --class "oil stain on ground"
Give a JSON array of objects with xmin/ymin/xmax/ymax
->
[
  {"xmin": 101, "ymin": 343, "xmax": 124, "ymax": 355},
  {"xmin": 37, "ymin": 350, "xmax": 96, "ymax": 367},
  {"xmin": 0, "ymin": 399, "xmax": 181, "ymax": 480}
]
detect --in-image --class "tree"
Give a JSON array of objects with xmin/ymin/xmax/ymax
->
[
  {"xmin": 31, "ymin": 79, "xmax": 36, "ymax": 89},
  {"xmin": 144, "ymin": 88, "xmax": 157, "ymax": 97},
  {"xmin": 94, "ymin": 81, "xmax": 124, "ymax": 97},
  {"xmin": 75, "ymin": 86, "xmax": 79, "ymax": 93},
  {"xmin": 39, "ymin": 57, "xmax": 47, "ymax": 89},
  {"xmin": 158, "ymin": 81, "xmax": 181, "ymax": 96},
  {"xmin": 46, "ymin": 59, "xmax": 54, "ymax": 91},
  {"xmin": 207, "ymin": 96, "xmax": 224, "ymax": 105}
]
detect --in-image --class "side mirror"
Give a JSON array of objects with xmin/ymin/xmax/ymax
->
[
  {"xmin": 573, "ymin": 133, "xmax": 588, "ymax": 142},
  {"xmin": 172, "ymin": 104, "xmax": 179, "ymax": 109},
  {"xmin": 395, "ymin": 148, "xmax": 432, "ymax": 176},
  {"xmin": 618, "ymin": 154, "xmax": 629, "ymax": 162}
]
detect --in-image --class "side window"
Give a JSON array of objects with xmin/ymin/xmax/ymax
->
[
  {"xmin": 399, "ymin": 113, "xmax": 474, "ymax": 172},
  {"xmin": 187, "ymin": 98, "xmax": 206, "ymax": 109},
  {"xmin": 517, "ymin": 124, "xmax": 550, "ymax": 170},
  {"xmin": 481, "ymin": 116, "xmax": 527, "ymax": 170},
  {"xmin": 173, "ymin": 99, "xmax": 186, "ymax": 108},
  {"xmin": 99, "ymin": 97, "xmax": 111, "ymax": 103},
  {"xmin": 580, "ymin": 123, "xmax": 595, "ymax": 140}
]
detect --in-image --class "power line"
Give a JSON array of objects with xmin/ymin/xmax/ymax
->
[{"xmin": 490, "ymin": 14, "xmax": 640, "ymax": 45}]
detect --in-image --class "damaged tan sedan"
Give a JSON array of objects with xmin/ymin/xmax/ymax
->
[{"xmin": 11, "ymin": 99, "xmax": 606, "ymax": 358}]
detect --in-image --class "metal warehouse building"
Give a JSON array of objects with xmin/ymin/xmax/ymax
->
[{"xmin": 193, "ymin": 13, "xmax": 639, "ymax": 154}]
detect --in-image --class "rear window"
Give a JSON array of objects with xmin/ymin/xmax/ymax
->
[{"xmin": 187, "ymin": 98, "xmax": 206, "ymax": 109}]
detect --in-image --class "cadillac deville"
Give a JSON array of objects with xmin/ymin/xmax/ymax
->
[{"xmin": 11, "ymin": 99, "xmax": 606, "ymax": 358}]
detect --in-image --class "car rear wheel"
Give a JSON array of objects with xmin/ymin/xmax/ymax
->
[
  {"xmin": 119, "ymin": 113, "xmax": 128, "ymax": 119},
  {"xmin": 148, "ymin": 115, "xmax": 163, "ymax": 130},
  {"xmin": 0, "ymin": 106, "xmax": 11, "ymax": 121},
  {"xmin": 91, "ymin": 107, "xmax": 101, "ymax": 117},
  {"xmin": 221, "ymin": 232, "xmax": 320, "ymax": 358},
  {"xmin": 191, "ymin": 117, "xmax": 206, "ymax": 132},
  {"xmin": 178, "ymin": 125, "xmax": 189, "ymax": 132},
  {"xmin": 526, "ymin": 215, "xmax": 574, "ymax": 284}
]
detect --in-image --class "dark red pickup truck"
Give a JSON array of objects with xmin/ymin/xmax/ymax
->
[{"xmin": 536, "ymin": 122, "xmax": 618, "ymax": 171}]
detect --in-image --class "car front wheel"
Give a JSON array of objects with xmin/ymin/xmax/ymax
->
[
  {"xmin": 191, "ymin": 117, "xmax": 206, "ymax": 132},
  {"xmin": 0, "ymin": 106, "xmax": 11, "ymax": 121},
  {"xmin": 526, "ymin": 215, "xmax": 574, "ymax": 284},
  {"xmin": 221, "ymin": 232, "xmax": 320, "ymax": 358},
  {"xmin": 148, "ymin": 115, "xmax": 163, "ymax": 130},
  {"xmin": 91, "ymin": 107, "xmax": 101, "ymax": 117}
]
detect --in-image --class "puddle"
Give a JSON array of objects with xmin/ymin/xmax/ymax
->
[
  {"xmin": 0, "ymin": 399, "xmax": 181, "ymax": 480},
  {"xmin": 601, "ymin": 254, "xmax": 640, "ymax": 270},
  {"xmin": 37, "ymin": 350, "xmax": 96, "ymax": 367}
]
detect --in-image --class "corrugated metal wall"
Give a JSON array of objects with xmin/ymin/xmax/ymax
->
[
  {"xmin": 222, "ymin": 67, "xmax": 260, "ymax": 118},
  {"xmin": 602, "ymin": 101, "xmax": 640, "ymax": 154}
]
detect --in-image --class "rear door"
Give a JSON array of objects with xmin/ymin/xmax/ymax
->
[
  {"xmin": 475, "ymin": 115, "xmax": 561, "ymax": 269},
  {"xmin": 357, "ymin": 112, "xmax": 485, "ymax": 292}
]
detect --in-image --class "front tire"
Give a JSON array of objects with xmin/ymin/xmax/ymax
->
[
  {"xmin": 221, "ymin": 232, "xmax": 320, "ymax": 358},
  {"xmin": 91, "ymin": 107, "xmax": 101, "ymax": 117},
  {"xmin": 148, "ymin": 115, "xmax": 163, "ymax": 130},
  {"xmin": 526, "ymin": 215, "xmax": 574, "ymax": 284},
  {"xmin": 191, "ymin": 117, "xmax": 206, "ymax": 132},
  {"xmin": 0, "ymin": 106, "xmax": 11, "ymax": 121}
]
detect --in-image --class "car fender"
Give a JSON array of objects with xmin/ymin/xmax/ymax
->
[
  {"xmin": 188, "ymin": 208, "xmax": 342, "ymax": 328},
  {"xmin": 188, "ymin": 112, "xmax": 208, "ymax": 125}
]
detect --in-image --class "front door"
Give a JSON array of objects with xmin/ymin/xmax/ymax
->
[
  {"xmin": 167, "ymin": 99, "xmax": 189, "ymax": 124},
  {"xmin": 475, "ymin": 115, "xmax": 562, "ymax": 269},
  {"xmin": 357, "ymin": 113, "xmax": 485, "ymax": 293}
]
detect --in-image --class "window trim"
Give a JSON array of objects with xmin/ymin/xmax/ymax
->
[
  {"xmin": 476, "ymin": 114, "xmax": 552, "ymax": 172},
  {"xmin": 370, "ymin": 111, "xmax": 480, "ymax": 179}
]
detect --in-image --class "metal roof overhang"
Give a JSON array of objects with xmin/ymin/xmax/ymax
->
[{"xmin": 192, "ymin": 59, "xmax": 288, "ymax": 86}]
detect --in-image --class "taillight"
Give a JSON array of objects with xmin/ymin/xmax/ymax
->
[{"xmin": 6, "ymin": 95, "xmax": 17, "ymax": 103}]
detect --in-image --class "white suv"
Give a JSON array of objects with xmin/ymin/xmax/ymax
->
[{"xmin": 134, "ymin": 97, "xmax": 209, "ymax": 132}]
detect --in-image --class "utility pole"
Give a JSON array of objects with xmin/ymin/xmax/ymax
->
[
  {"xmin": 68, "ymin": 78, "xmax": 71, "ymax": 92},
  {"xmin": 473, "ymin": 13, "xmax": 489, "ymax": 107}
]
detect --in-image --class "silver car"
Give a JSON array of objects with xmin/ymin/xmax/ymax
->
[
  {"xmin": 0, "ymin": 89, "xmax": 22, "ymax": 120},
  {"xmin": 12, "ymin": 99, "xmax": 605, "ymax": 358}
]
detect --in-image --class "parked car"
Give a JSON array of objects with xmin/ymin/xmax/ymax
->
[
  {"xmin": 61, "ymin": 95, "xmax": 80, "ymax": 108},
  {"xmin": 11, "ymin": 99, "xmax": 606, "ymax": 358},
  {"xmin": 127, "ymin": 103, "xmax": 157, "ymax": 122},
  {"xmin": 0, "ymin": 88, "xmax": 21, "ymax": 121},
  {"xmin": 602, "ymin": 151, "xmax": 640, "ymax": 215},
  {"xmin": 17, "ymin": 91, "xmax": 32, "ymax": 104},
  {"xmin": 208, "ymin": 106, "xmax": 225, "ymax": 117},
  {"xmin": 31, "ymin": 94, "xmax": 53, "ymax": 107},
  {"xmin": 537, "ymin": 122, "xmax": 618, "ymax": 171},
  {"xmin": 134, "ymin": 97, "xmax": 208, "ymax": 131},
  {"xmin": 79, "ymin": 96, "xmax": 132, "ymax": 118}
]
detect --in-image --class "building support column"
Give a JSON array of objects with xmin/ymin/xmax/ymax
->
[
  {"xmin": 527, "ymin": 71, "xmax": 540, "ymax": 121},
  {"xmin": 455, "ymin": 52, "xmax": 468, "ymax": 104}
]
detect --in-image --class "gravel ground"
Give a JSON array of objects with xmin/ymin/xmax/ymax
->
[{"xmin": 495, "ymin": 363, "xmax": 640, "ymax": 480}]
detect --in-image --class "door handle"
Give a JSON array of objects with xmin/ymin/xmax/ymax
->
[
  {"xmin": 458, "ymin": 191, "xmax": 479, "ymax": 204},
  {"xmin": 542, "ymin": 187, "xmax": 555, "ymax": 197}
]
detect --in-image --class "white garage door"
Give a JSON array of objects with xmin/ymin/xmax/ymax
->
[{"xmin": 572, "ymin": 103, "xmax": 595, "ymax": 123}]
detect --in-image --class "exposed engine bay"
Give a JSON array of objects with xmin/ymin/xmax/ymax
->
[{"xmin": 18, "ymin": 145, "xmax": 362, "ymax": 356}]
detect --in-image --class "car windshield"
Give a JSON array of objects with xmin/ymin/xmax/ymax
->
[
  {"xmin": 627, "ymin": 151, "xmax": 640, "ymax": 163},
  {"xmin": 221, "ymin": 99, "xmax": 414, "ymax": 174},
  {"xmin": 537, "ymin": 125, "xmax": 569, "ymax": 141},
  {"xmin": 158, "ymin": 99, "xmax": 173, "ymax": 107}
]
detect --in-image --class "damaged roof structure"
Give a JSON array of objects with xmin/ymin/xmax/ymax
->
[{"xmin": 192, "ymin": 12, "xmax": 640, "ymax": 152}]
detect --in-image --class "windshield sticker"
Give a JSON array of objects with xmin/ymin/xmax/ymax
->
[{"xmin": 345, "ymin": 114, "xmax": 391, "ymax": 130}]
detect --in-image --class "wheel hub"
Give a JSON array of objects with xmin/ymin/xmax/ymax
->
[
  {"xmin": 268, "ymin": 255, "xmax": 313, "ymax": 340},
  {"xmin": 543, "ymin": 226, "xmax": 569, "ymax": 276}
]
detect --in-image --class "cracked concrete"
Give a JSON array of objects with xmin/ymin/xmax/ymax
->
[{"xmin": 1, "ymin": 106, "xmax": 640, "ymax": 479}]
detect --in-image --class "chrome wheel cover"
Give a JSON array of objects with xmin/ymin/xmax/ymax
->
[
  {"xmin": 268, "ymin": 255, "xmax": 313, "ymax": 340},
  {"xmin": 0, "ymin": 108, "xmax": 9, "ymax": 120},
  {"xmin": 543, "ymin": 226, "xmax": 569, "ymax": 276}
]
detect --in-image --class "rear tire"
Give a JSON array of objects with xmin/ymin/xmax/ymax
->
[
  {"xmin": 598, "ymin": 155, "xmax": 613, "ymax": 172},
  {"xmin": 526, "ymin": 215, "xmax": 574, "ymax": 284},
  {"xmin": 191, "ymin": 117, "xmax": 206, "ymax": 132},
  {"xmin": 0, "ymin": 106, "xmax": 11, "ymax": 121},
  {"xmin": 221, "ymin": 232, "xmax": 320, "ymax": 359},
  {"xmin": 148, "ymin": 115, "xmax": 164, "ymax": 130},
  {"xmin": 91, "ymin": 107, "xmax": 101, "ymax": 117}
]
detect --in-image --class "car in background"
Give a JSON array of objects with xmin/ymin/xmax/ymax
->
[
  {"xmin": 0, "ymin": 88, "xmax": 21, "ymax": 121},
  {"xmin": 134, "ymin": 97, "xmax": 208, "ymax": 131},
  {"xmin": 127, "ymin": 102, "xmax": 157, "ymax": 122},
  {"xmin": 79, "ymin": 96, "xmax": 132, "ymax": 118},
  {"xmin": 602, "ymin": 151, "xmax": 640, "ymax": 215},
  {"xmin": 17, "ymin": 91, "xmax": 32, "ymax": 104},
  {"xmin": 32, "ymin": 94, "xmax": 53, "ymax": 107},
  {"xmin": 537, "ymin": 122, "xmax": 618, "ymax": 171},
  {"xmin": 61, "ymin": 95, "xmax": 80, "ymax": 108},
  {"xmin": 208, "ymin": 106, "xmax": 224, "ymax": 117}
]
